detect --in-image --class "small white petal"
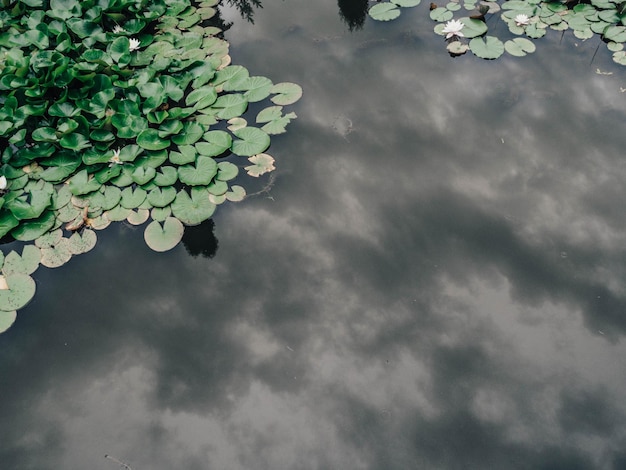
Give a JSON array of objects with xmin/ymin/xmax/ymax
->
[{"xmin": 0, "ymin": 175, "xmax": 7, "ymax": 190}]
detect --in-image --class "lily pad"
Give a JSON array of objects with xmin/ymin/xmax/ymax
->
[
  {"xmin": 369, "ymin": 3, "xmax": 401, "ymax": 21},
  {"xmin": 231, "ymin": 127, "xmax": 271, "ymax": 157},
  {"xmin": 126, "ymin": 209, "xmax": 150, "ymax": 225},
  {"xmin": 40, "ymin": 238, "xmax": 72, "ymax": 268},
  {"xmin": 245, "ymin": 153, "xmax": 276, "ymax": 177},
  {"xmin": 178, "ymin": 156, "xmax": 218, "ymax": 186},
  {"xmin": 225, "ymin": 185, "xmax": 246, "ymax": 202},
  {"xmin": 0, "ymin": 274, "xmax": 36, "ymax": 311},
  {"xmin": 144, "ymin": 217, "xmax": 184, "ymax": 252},
  {"xmin": 2, "ymin": 246, "xmax": 41, "ymax": 276},
  {"xmin": 504, "ymin": 37, "xmax": 536, "ymax": 56},
  {"xmin": 469, "ymin": 36, "xmax": 505, "ymax": 59},
  {"xmin": 67, "ymin": 229, "xmax": 97, "ymax": 255},
  {"xmin": 270, "ymin": 82, "xmax": 303, "ymax": 106},
  {"xmin": 171, "ymin": 188, "xmax": 216, "ymax": 225}
]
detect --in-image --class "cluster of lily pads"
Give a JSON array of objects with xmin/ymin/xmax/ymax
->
[
  {"xmin": 369, "ymin": 0, "xmax": 626, "ymax": 64},
  {"xmin": 0, "ymin": 0, "xmax": 302, "ymax": 332}
]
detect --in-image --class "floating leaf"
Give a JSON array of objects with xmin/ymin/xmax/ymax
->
[
  {"xmin": 504, "ymin": 37, "xmax": 536, "ymax": 56},
  {"xmin": 196, "ymin": 130, "xmax": 232, "ymax": 157},
  {"xmin": 225, "ymin": 185, "xmax": 246, "ymax": 202},
  {"xmin": 231, "ymin": 127, "xmax": 271, "ymax": 157},
  {"xmin": 447, "ymin": 41, "xmax": 469, "ymax": 55},
  {"xmin": 40, "ymin": 238, "xmax": 72, "ymax": 268},
  {"xmin": 1, "ymin": 246, "xmax": 40, "ymax": 276},
  {"xmin": 137, "ymin": 129, "xmax": 171, "ymax": 150},
  {"xmin": 216, "ymin": 161, "xmax": 239, "ymax": 181},
  {"xmin": 270, "ymin": 82, "xmax": 303, "ymax": 105},
  {"xmin": 144, "ymin": 217, "xmax": 184, "ymax": 252},
  {"xmin": 147, "ymin": 187, "xmax": 177, "ymax": 207},
  {"xmin": 171, "ymin": 188, "xmax": 216, "ymax": 225},
  {"xmin": 369, "ymin": 2, "xmax": 401, "ymax": 21},
  {"xmin": 469, "ymin": 36, "xmax": 505, "ymax": 59},
  {"xmin": 0, "ymin": 274, "xmax": 36, "ymax": 311},
  {"xmin": 245, "ymin": 153, "xmax": 275, "ymax": 177},
  {"xmin": 459, "ymin": 17, "xmax": 489, "ymax": 38},
  {"xmin": 126, "ymin": 209, "xmax": 150, "ymax": 225},
  {"xmin": 67, "ymin": 229, "xmax": 97, "ymax": 255},
  {"xmin": 178, "ymin": 156, "xmax": 218, "ymax": 186},
  {"xmin": 11, "ymin": 211, "xmax": 56, "ymax": 241}
]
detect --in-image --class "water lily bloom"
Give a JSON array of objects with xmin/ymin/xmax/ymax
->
[
  {"xmin": 129, "ymin": 38, "xmax": 141, "ymax": 52},
  {"xmin": 109, "ymin": 148, "xmax": 122, "ymax": 165},
  {"xmin": 112, "ymin": 25, "xmax": 124, "ymax": 34},
  {"xmin": 514, "ymin": 14, "xmax": 530, "ymax": 26},
  {"xmin": 442, "ymin": 19, "xmax": 464, "ymax": 39},
  {"xmin": 0, "ymin": 176, "xmax": 6, "ymax": 190}
]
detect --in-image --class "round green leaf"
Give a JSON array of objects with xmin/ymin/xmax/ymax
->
[
  {"xmin": 469, "ymin": 36, "xmax": 505, "ymax": 59},
  {"xmin": 147, "ymin": 186, "xmax": 177, "ymax": 207},
  {"xmin": 504, "ymin": 37, "xmax": 536, "ymax": 56},
  {"xmin": 270, "ymin": 82, "xmax": 303, "ymax": 106},
  {"xmin": 231, "ymin": 127, "xmax": 271, "ymax": 157},
  {"xmin": 459, "ymin": 17, "xmax": 489, "ymax": 38},
  {"xmin": 368, "ymin": 3, "xmax": 401, "ymax": 21},
  {"xmin": 67, "ymin": 229, "xmax": 97, "ymax": 255},
  {"xmin": 0, "ymin": 274, "xmax": 36, "ymax": 311},
  {"xmin": 137, "ymin": 129, "xmax": 171, "ymax": 150},
  {"xmin": 40, "ymin": 238, "xmax": 72, "ymax": 268},
  {"xmin": 171, "ymin": 188, "xmax": 216, "ymax": 226},
  {"xmin": 178, "ymin": 156, "xmax": 218, "ymax": 186},
  {"xmin": 196, "ymin": 130, "xmax": 232, "ymax": 157},
  {"xmin": 144, "ymin": 217, "xmax": 184, "ymax": 252}
]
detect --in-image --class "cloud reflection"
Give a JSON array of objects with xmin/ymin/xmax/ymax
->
[{"xmin": 3, "ymin": 1, "xmax": 626, "ymax": 469}]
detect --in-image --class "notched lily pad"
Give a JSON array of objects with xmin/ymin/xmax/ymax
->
[
  {"xmin": 144, "ymin": 217, "xmax": 184, "ymax": 252},
  {"xmin": 0, "ymin": 273, "xmax": 36, "ymax": 311}
]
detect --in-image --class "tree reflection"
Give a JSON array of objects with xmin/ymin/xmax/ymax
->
[
  {"xmin": 338, "ymin": 0, "xmax": 369, "ymax": 31},
  {"xmin": 181, "ymin": 219, "xmax": 219, "ymax": 259}
]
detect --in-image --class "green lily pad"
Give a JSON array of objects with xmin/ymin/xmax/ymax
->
[
  {"xmin": 126, "ymin": 209, "xmax": 150, "ymax": 225},
  {"xmin": 67, "ymin": 229, "xmax": 97, "ymax": 255},
  {"xmin": 216, "ymin": 161, "xmax": 239, "ymax": 181},
  {"xmin": 231, "ymin": 127, "xmax": 271, "ymax": 157},
  {"xmin": 150, "ymin": 206, "xmax": 172, "ymax": 222},
  {"xmin": 469, "ymin": 36, "xmax": 505, "ymax": 59},
  {"xmin": 504, "ymin": 37, "xmax": 536, "ymax": 56},
  {"xmin": 196, "ymin": 130, "xmax": 232, "ymax": 157},
  {"xmin": 154, "ymin": 166, "xmax": 179, "ymax": 186},
  {"xmin": 144, "ymin": 217, "xmax": 184, "ymax": 252},
  {"xmin": 120, "ymin": 187, "xmax": 147, "ymax": 209},
  {"xmin": 2, "ymin": 246, "xmax": 41, "ymax": 276},
  {"xmin": 178, "ymin": 156, "xmax": 218, "ymax": 186},
  {"xmin": 11, "ymin": 211, "xmax": 56, "ymax": 241},
  {"xmin": 270, "ymin": 82, "xmax": 303, "ymax": 106},
  {"xmin": 137, "ymin": 129, "xmax": 171, "ymax": 150},
  {"xmin": 40, "ymin": 238, "xmax": 72, "ymax": 268},
  {"xmin": 105, "ymin": 205, "xmax": 132, "ymax": 221},
  {"xmin": 147, "ymin": 186, "xmax": 177, "ymax": 207},
  {"xmin": 369, "ymin": 3, "xmax": 401, "ymax": 21},
  {"xmin": 459, "ymin": 17, "xmax": 489, "ymax": 38},
  {"xmin": 225, "ymin": 185, "xmax": 246, "ymax": 202},
  {"xmin": 171, "ymin": 188, "xmax": 216, "ymax": 226},
  {"xmin": 0, "ymin": 274, "xmax": 36, "ymax": 311}
]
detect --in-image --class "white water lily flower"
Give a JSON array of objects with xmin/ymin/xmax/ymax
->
[
  {"xmin": 0, "ymin": 175, "xmax": 6, "ymax": 190},
  {"xmin": 129, "ymin": 38, "xmax": 141, "ymax": 52},
  {"xmin": 112, "ymin": 25, "xmax": 124, "ymax": 34},
  {"xmin": 442, "ymin": 19, "xmax": 465, "ymax": 39},
  {"xmin": 514, "ymin": 14, "xmax": 530, "ymax": 26},
  {"xmin": 109, "ymin": 148, "xmax": 122, "ymax": 165}
]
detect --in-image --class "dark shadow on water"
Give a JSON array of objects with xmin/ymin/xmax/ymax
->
[
  {"xmin": 181, "ymin": 219, "xmax": 219, "ymax": 259},
  {"xmin": 338, "ymin": 0, "xmax": 370, "ymax": 31}
]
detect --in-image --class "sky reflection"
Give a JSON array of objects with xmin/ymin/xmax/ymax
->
[{"xmin": 2, "ymin": 1, "xmax": 626, "ymax": 469}]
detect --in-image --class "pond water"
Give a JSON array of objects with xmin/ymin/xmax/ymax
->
[{"xmin": 2, "ymin": 1, "xmax": 626, "ymax": 469}]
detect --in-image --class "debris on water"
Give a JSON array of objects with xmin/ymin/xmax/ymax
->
[{"xmin": 332, "ymin": 115, "xmax": 355, "ymax": 141}]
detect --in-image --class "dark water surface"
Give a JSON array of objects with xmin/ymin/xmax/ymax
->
[{"xmin": 2, "ymin": 1, "xmax": 626, "ymax": 469}]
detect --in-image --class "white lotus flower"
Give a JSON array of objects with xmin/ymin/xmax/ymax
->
[
  {"xmin": 109, "ymin": 148, "xmax": 122, "ymax": 165},
  {"xmin": 442, "ymin": 19, "xmax": 465, "ymax": 39},
  {"xmin": 0, "ymin": 175, "xmax": 6, "ymax": 190},
  {"xmin": 112, "ymin": 25, "xmax": 124, "ymax": 34},
  {"xmin": 514, "ymin": 14, "xmax": 530, "ymax": 26},
  {"xmin": 129, "ymin": 38, "xmax": 141, "ymax": 52}
]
